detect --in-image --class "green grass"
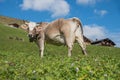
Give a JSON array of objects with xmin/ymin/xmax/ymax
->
[{"xmin": 0, "ymin": 24, "xmax": 120, "ymax": 80}]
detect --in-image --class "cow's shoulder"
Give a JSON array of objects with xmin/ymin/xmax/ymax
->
[{"xmin": 37, "ymin": 22, "xmax": 49, "ymax": 28}]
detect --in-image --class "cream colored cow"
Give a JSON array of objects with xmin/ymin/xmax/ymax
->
[{"xmin": 20, "ymin": 17, "xmax": 87, "ymax": 57}]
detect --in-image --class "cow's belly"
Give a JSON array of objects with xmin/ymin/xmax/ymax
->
[
  {"xmin": 53, "ymin": 35, "xmax": 65, "ymax": 44},
  {"xmin": 46, "ymin": 35, "xmax": 65, "ymax": 45}
]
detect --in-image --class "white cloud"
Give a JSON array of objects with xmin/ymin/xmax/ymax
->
[
  {"xmin": 76, "ymin": 0, "xmax": 99, "ymax": 5},
  {"xmin": 83, "ymin": 24, "xmax": 107, "ymax": 40},
  {"xmin": 94, "ymin": 9, "xmax": 108, "ymax": 16},
  {"xmin": 20, "ymin": 0, "xmax": 70, "ymax": 17}
]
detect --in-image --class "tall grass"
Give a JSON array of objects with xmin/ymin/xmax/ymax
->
[{"xmin": 0, "ymin": 24, "xmax": 120, "ymax": 80}]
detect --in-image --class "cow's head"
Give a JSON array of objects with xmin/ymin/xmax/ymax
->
[{"xmin": 20, "ymin": 21, "xmax": 39, "ymax": 42}]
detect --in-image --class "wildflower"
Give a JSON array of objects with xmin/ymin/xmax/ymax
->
[
  {"xmin": 104, "ymin": 74, "xmax": 107, "ymax": 77},
  {"xmin": 71, "ymin": 63, "xmax": 74, "ymax": 67},
  {"xmin": 89, "ymin": 70, "xmax": 93, "ymax": 73},
  {"xmin": 94, "ymin": 58, "xmax": 98, "ymax": 62},
  {"xmin": 76, "ymin": 67, "xmax": 79, "ymax": 72},
  {"xmin": 32, "ymin": 70, "xmax": 36, "ymax": 73},
  {"xmin": 5, "ymin": 61, "xmax": 8, "ymax": 63}
]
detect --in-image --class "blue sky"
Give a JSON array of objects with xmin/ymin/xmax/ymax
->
[{"xmin": 0, "ymin": 0, "xmax": 120, "ymax": 47}]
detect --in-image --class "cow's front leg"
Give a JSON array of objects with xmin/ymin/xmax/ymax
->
[
  {"xmin": 37, "ymin": 32, "xmax": 45, "ymax": 58},
  {"xmin": 39, "ymin": 38, "xmax": 44, "ymax": 58},
  {"xmin": 68, "ymin": 45, "xmax": 73, "ymax": 57}
]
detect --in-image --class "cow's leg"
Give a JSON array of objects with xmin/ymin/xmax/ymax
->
[
  {"xmin": 37, "ymin": 34, "xmax": 45, "ymax": 58},
  {"xmin": 63, "ymin": 31, "xmax": 75, "ymax": 57},
  {"xmin": 75, "ymin": 35, "xmax": 87, "ymax": 55},
  {"xmin": 36, "ymin": 37, "xmax": 45, "ymax": 58},
  {"xmin": 76, "ymin": 36, "xmax": 87, "ymax": 55},
  {"xmin": 68, "ymin": 43, "xmax": 73, "ymax": 57},
  {"xmin": 75, "ymin": 29, "xmax": 87, "ymax": 55},
  {"xmin": 39, "ymin": 39, "xmax": 44, "ymax": 58}
]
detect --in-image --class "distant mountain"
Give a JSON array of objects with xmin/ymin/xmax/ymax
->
[{"xmin": 0, "ymin": 15, "xmax": 24, "ymax": 25}]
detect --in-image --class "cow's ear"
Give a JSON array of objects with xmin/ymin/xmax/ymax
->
[
  {"xmin": 36, "ymin": 26, "xmax": 43, "ymax": 32},
  {"xmin": 20, "ymin": 20, "xmax": 29, "ymax": 31},
  {"xmin": 20, "ymin": 24, "xmax": 29, "ymax": 32}
]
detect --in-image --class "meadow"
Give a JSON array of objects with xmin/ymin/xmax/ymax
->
[{"xmin": 0, "ymin": 24, "xmax": 120, "ymax": 80}]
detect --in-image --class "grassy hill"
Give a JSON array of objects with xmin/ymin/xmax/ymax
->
[
  {"xmin": 0, "ymin": 24, "xmax": 120, "ymax": 80},
  {"xmin": 0, "ymin": 15, "xmax": 24, "ymax": 25}
]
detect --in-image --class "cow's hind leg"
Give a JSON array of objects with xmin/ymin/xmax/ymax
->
[
  {"xmin": 75, "ymin": 30, "xmax": 87, "ymax": 55},
  {"xmin": 64, "ymin": 32, "xmax": 75, "ymax": 57},
  {"xmin": 76, "ymin": 36, "xmax": 87, "ymax": 55}
]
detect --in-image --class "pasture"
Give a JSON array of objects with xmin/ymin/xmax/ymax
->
[{"xmin": 0, "ymin": 24, "xmax": 120, "ymax": 80}]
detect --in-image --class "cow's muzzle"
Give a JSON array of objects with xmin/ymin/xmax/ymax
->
[
  {"xmin": 28, "ymin": 34, "xmax": 33, "ymax": 38},
  {"xmin": 28, "ymin": 34, "xmax": 39, "ymax": 42},
  {"xmin": 28, "ymin": 34, "xmax": 35, "ymax": 42}
]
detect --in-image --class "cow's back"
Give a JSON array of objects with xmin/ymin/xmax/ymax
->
[{"xmin": 45, "ymin": 19, "xmax": 64, "ymax": 38}]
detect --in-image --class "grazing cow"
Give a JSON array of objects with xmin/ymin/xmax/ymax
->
[{"xmin": 20, "ymin": 17, "xmax": 87, "ymax": 57}]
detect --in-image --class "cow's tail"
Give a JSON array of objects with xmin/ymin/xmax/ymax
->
[{"xmin": 72, "ymin": 17, "xmax": 83, "ymax": 34}]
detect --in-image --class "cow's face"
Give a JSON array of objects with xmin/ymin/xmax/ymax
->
[{"xmin": 20, "ymin": 21, "xmax": 39, "ymax": 42}]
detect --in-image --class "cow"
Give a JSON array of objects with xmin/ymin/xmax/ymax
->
[{"xmin": 20, "ymin": 17, "xmax": 87, "ymax": 57}]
